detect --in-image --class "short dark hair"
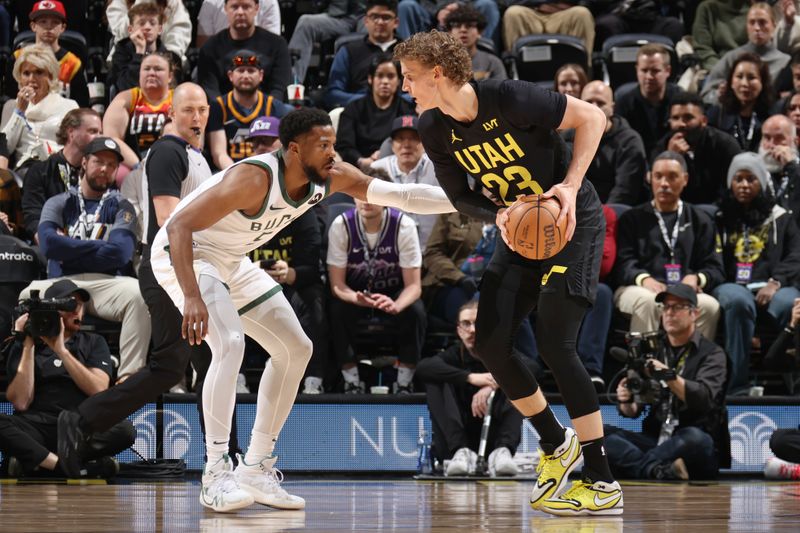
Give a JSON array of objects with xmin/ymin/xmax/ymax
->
[
  {"xmin": 224, "ymin": 0, "xmax": 258, "ymax": 4},
  {"xmin": 653, "ymin": 150, "xmax": 688, "ymax": 173},
  {"xmin": 128, "ymin": 2, "xmax": 164, "ymax": 25},
  {"xmin": 368, "ymin": 51, "xmax": 399, "ymax": 78},
  {"xmin": 669, "ymin": 92, "xmax": 705, "ymax": 111},
  {"xmin": 458, "ymin": 299, "xmax": 478, "ymax": 317},
  {"xmin": 636, "ymin": 43, "xmax": 670, "ymax": 66},
  {"xmin": 56, "ymin": 108, "xmax": 101, "ymax": 145},
  {"xmin": 278, "ymin": 108, "xmax": 332, "ymax": 147},
  {"xmin": 366, "ymin": 0, "xmax": 397, "ymax": 13},
  {"xmin": 791, "ymin": 49, "xmax": 800, "ymax": 66},
  {"xmin": 445, "ymin": 4, "xmax": 487, "ymax": 32},
  {"xmin": 365, "ymin": 166, "xmax": 392, "ymax": 182}
]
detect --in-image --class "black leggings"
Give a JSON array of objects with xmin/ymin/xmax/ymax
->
[
  {"xmin": 474, "ymin": 264, "xmax": 600, "ymax": 420},
  {"xmin": 77, "ymin": 259, "xmax": 239, "ymax": 456}
]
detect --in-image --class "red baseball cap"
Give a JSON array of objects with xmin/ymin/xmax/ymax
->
[{"xmin": 30, "ymin": 1, "xmax": 67, "ymax": 22}]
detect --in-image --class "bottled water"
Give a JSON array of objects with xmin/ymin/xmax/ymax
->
[{"xmin": 417, "ymin": 430, "xmax": 432, "ymax": 475}]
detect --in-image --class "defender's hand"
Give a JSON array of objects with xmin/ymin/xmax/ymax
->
[
  {"xmin": 542, "ymin": 182, "xmax": 578, "ymax": 241},
  {"xmin": 182, "ymin": 296, "xmax": 208, "ymax": 345}
]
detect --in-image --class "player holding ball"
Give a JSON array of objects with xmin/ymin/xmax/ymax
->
[{"xmin": 395, "ymin": 32, "xmax": 622, "ymax": 516}]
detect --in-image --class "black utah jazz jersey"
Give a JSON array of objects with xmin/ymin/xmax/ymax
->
[
  {"xmin": 418, "ymin": 79, "xmax": 570, "ymax": 223},
  {"xmin": 210, "ymin": 91, "xmax": 275, "ymax": 162}
]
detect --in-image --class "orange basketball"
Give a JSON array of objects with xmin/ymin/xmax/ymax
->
[{"xmin": 505, "ymin": 196, "xmax": 568, "ymax": 260}]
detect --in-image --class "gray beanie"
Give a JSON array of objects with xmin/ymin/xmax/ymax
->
[{"xmin": 727, "ymin": 152, "xmax": 770, "ymax": 190}]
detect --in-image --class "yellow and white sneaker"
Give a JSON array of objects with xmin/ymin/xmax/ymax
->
[
  {"xmin": 529, "ymin": 427, "xmax": 583, "ymax": 509},
  {"xmin": 540, "ymin": 479, "xmax": 623, "ymax": 516}
]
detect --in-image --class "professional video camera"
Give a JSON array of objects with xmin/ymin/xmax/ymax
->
[
  {"xmin": 610, "ymin": 332, "xmax": 675, "ymax": 405},
  {"xmin": 15, "ymin": 290, "xmax": 77, "ymax": 338}
]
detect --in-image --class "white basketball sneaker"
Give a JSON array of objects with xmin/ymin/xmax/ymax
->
[
  {"xmin": 200, "ymin": 454, "xmax": 255, "ymax": 512},
  {"xmin": 235, "ymin": 454, "xmax": 306, "ymax": 509}
]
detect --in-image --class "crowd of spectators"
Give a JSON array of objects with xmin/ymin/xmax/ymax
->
[{"xmin": 0, "ymin": 0, "xmax": 799, "ymax": 477}]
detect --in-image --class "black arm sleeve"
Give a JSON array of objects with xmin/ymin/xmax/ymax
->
[
  {"xmin": 21, "ymin": 160, "xmax": 49, "ymax": 237},
  {"xmin": 145, "ymin": 142, "xmax": 188, "ymax": 198},
  {"xmin": 418, "ymin": 113, "xmax": 501, "ymax": 223},
  {"xmin": 289, "ymin": 210, "xmax": 322, "ymax": 290}
]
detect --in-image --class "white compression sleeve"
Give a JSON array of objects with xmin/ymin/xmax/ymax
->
[{"xmin": 365, "ymin": 178, "xmax": 456, "ymax": 215}]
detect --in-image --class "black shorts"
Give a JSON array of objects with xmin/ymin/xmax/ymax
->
[{"xmin": 486, "ymin": 179, "xmax": 604, "ymax": 304}]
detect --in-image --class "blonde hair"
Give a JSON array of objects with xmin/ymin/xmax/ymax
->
[
  {"xmin": 394, "ymin": 30, "xmax": 473, "ymax": 86},
  {"xmin": 13, "ymin": 44, "xmax": 60, "ymax": 93}
]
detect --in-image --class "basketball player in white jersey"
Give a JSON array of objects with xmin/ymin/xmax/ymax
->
[
  {"xmin": 57, "ymin": 83, "xmax": 247, "ymax": 479},
  {"xmin": 150, "ymin": 108, "xmax": 456, "ymax": 512}
]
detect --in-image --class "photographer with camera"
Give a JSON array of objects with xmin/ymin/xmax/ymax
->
[
  {"xmin": 22, "ymin": 136, "xmax": 150, "ymax": 383},
  {"xmin": 0, "ymin": 280, "xmax": 136, "ymax": 478},
  {"xmin": 605, "ymin": 283, "xmax": 731, "ymax": 481}
]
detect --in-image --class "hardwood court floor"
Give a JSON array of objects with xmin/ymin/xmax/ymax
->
[{"xmin": 1, "ymin": 478, "xmax": 799, "ymax": 532}]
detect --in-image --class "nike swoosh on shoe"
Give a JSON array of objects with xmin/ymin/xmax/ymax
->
[
  {"xmin": 560, "ymin": 440, "xmax": 579, "ymax": 468},
  {"xmin": 594, "ymin": 493, "xmax": 622, "ymax": 507}
]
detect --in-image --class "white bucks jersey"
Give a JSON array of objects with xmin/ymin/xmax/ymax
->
[{"xmin": 155, "ymin": 151, "xmax": 328, "ymax": 261}]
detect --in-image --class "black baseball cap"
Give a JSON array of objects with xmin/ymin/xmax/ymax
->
[
  {"xmin": 44, "ymin": 279, "xmax": 90, "ymax": 302},
  {"xmin": 655, "ymin": 283, "xmax": 697, "ymax": 307},
  {"xmin": 228, "ymin": 49, "xmax": 261, "ymax": 71},
  {"xmin": 84, "ymin": 137, "xmax": 123, "ymax": 162},
  {"xmin": 390, "ymin": 115, "xmax": 419, "ymax": 137}
]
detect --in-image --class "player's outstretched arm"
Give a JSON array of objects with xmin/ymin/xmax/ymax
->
[
  {"xmin": 166, "ymin": 163, "xmax": 270, "ymax": 344},
  {"xmin": 330, "ymin": 162, "xmax": 456, "ymax": 214}
]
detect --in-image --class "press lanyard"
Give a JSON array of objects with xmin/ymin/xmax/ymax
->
[
  {"xmin": 742, "ymin": 224, "xmax": 752, "ymax": 259},
  {"xmin": 736, "ymin": 113, "xmax": 757, "ymax": 149},
  {"xmin": 775, "ymin": 174, "xmax": 789, "ymax": 199},
  {"xmin": 658, "ymin": 344, "xmax": 689, "ymax": 444},
  {"xmin": 356, "ymin": 209, "xmax": 387, "ymax": 293},
  {"xmin": 653, "ymin": 200, "xmax": 683, "ymax": 262},
  {"xmin": 72, "ymin": 190, "xmax": 110, "ymax": 240}
]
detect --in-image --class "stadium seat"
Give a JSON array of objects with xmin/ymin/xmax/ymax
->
[
  {"xmin": 606, "ymin": 203, "xmax": 632, "ymax": 220},
  {"xmin": 324, "ymin": 200, "xmax": 356, "ymax": 229},
  {"xmin": 601, "ymin": 33, "xmax": 678, "ymax": 91},
  {"xmin": 333, "ymin": 32, "xmax": 366, "ymax": 56},
  {"xmin": 13, "ymin": 30, "xmax": 89, "ymax": 64},
  {"xmin": 508, "ymin": 34, "xmax": 587, "ymax": 85}
]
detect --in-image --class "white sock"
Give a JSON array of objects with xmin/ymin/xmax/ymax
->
[
  {"xmin": 342, "ymin": 366, "xmax": 359, "ymax": 384},
  {"xmin": 205, "ymin": 443, "xmax": 227, "ymax": 472},
  {"xmin": 397, "ymin": 366, "xmax": 414, "ymax": 387},
  {"xmin": 244, "ymin": 431, "xmax": 277, "ymax": 466}
]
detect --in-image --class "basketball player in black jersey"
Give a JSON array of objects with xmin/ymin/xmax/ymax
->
[{"xmin": 395, "ymin": 32, "xmax": 623, "ymax": 516}]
